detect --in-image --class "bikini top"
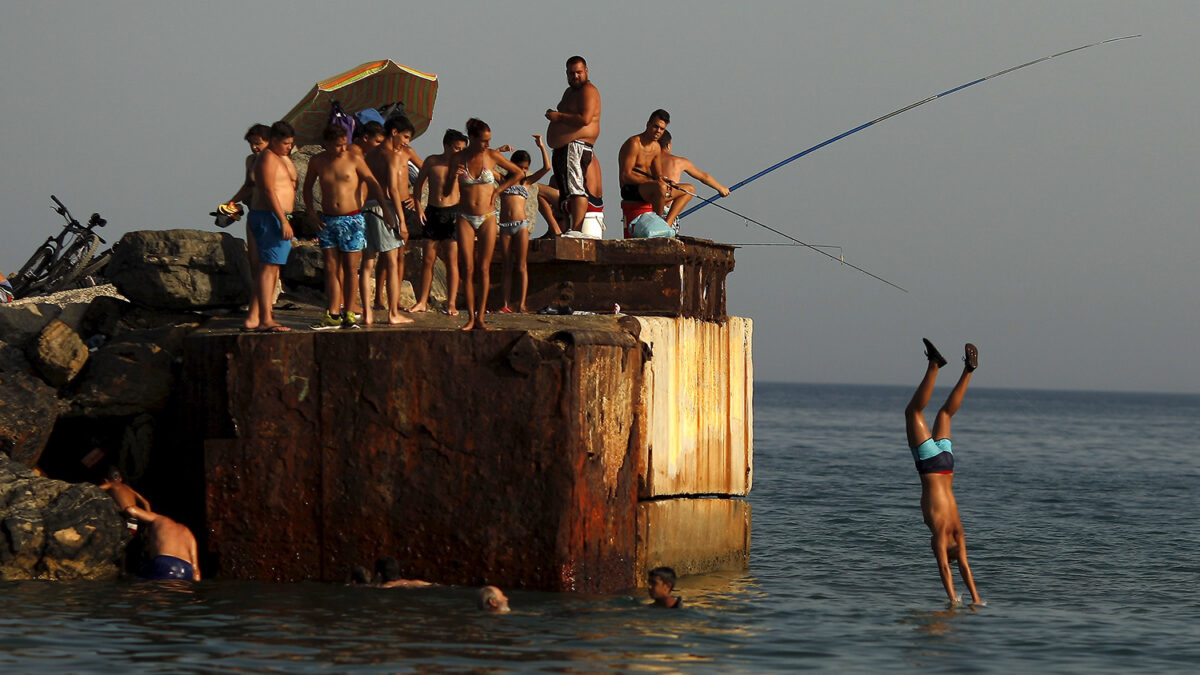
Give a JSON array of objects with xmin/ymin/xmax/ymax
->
[
  {"xmin": 458, "ymin": 164, "xmax": 495, "ymax": 186},
  {"xmin": 501, "ymin": 184, "xmax": 529, "ymax": 198}
]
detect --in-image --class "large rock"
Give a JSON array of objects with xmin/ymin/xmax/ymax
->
[
  {"xmin": 69, "ymin": 335, "xmax": 179, "ymax": 418},
  {"xmin": 0, "ymin": 302, "xmax": 88, "ymax": 346},
  {"xmin": 28, "ymin": 319, "xmax": 89, "ymax": 388},
  {"xmin": 107, "ymin": 230, "xmax": 251, "ymax": 310},
  {"xmin": 282, "ymin": 240, "xmax": 324, "ymax": 289},
  {"xmin": 0, "ymin": 368, "xmax": 64, "ymax": 467},
  {"xmin": 0, "ymin": 453, "xmax": 126, "ymax": 580}
]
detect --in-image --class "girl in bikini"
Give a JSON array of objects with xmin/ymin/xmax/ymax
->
[
  {"xmin": 449, "ymin": 118, "xmax": 524, "ymax": 330},
  {"xmin": 497, "ymin": 135, "xmax": 552, "ymax": 313}
]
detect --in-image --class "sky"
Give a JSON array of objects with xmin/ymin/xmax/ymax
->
[{"xmin": 2, "ymin": 1, "xmax": 1196, "ymax": 393}]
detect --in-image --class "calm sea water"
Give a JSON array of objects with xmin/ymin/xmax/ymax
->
[{"xmin": 2, "ymin": 383, "xmax": 1198, "ymax": 673}]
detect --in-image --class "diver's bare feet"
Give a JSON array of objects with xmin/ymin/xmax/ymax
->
[
  {"xmin": 388, "ymin": 311, "xmax": 413, "ymax": 325},
  {"xmin": 446, "ymin": 307, "xmax": 459, "ymax": 317},
  {"xmin": 460, "ymin": 317, "xmax": 476, "ymax": 331},
  {"xmin": 363, "ymin": 307, "xmax": 374, "ymax": 325},
  {"xmin": 408, "ymin": 301, "xmax": 429, "ymax": 313}
]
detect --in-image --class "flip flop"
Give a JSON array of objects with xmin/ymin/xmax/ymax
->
[
  {"xmin": 922, "ymin": 338, "xmax": 947, "ymax": 367},
  {"xmin": 498, "ymin": 307, "xmax": 513, "ymax": 314},
  {"xmin": 964, "ymin": 343, "xmax": 978, "ymax": 372}
]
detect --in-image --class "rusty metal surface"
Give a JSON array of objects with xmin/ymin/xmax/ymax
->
[
  {"xmin": 636, "ymin": 498, "xmax": 750, "ymax": 582},
  {"xmin": 511, "ymin": 236, "xmax": 735, "ymax": 321},
  {"xmin": 199, "ymin": 325, "xmax": 645, "ymax": 591},
  {"xmin": 635, "ymin": 316, "xmax": 754, "ymax": 498}
]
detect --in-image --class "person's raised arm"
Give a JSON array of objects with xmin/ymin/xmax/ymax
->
[
  {"xmin": 132, "ymin": 487, "xmax": 151, "ymax": 512},
  {"xmin": 491, "ymin": 151, "xmax": 525, "ymax": 195},
  {"xmin": 527, "ymin": 134, "xmax": 552, "ymax": 184},
  {"xmin": 683, "ymin": 160, "xmax": 731, "ymax": 197},
  {"xmin": 124, "ymin": 505, "xmax": 159, "ymax": 523}
]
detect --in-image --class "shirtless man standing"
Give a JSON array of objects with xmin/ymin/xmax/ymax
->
[
  {"xmin": 224, "ymin": 124, "xmax": 270, "ymax": 329},
  {"xmin": 304, "ymin": 125, "xmax": 394, "ymax": 328},
  {"xmin": 125, "ymin": 506, "xmax": 201, "ymax": 581},
  {"xmin": 364, "ymin": 116, "xmax": 422, "ymax": 325},
  {"xmin": 905, "ymin": 338, "xmax": 984, "ymax": 606},
  {"xmin": 410, "ymin": 128, "xmax": 468, "ymax": 314},
  {"xmin": 617, "ymin": 110, "xmax": 671, "ymax": 237},
  {"xmin": 546, "ymin": 56, "xmax": 601, "ymax": 234},
  {"xmin": 657, "ymin": 130, "xmax": 731, "ymax": 228},
  {"xmin": 248, "ymin": 121, "xmax": 297, "ymax": 333}
]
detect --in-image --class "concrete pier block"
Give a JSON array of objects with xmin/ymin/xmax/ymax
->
[{"xmin": 636, "ymin": 498, "xmax": 750, "ymax": 578}]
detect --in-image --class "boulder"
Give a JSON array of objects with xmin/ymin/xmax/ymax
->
[
  {"xmin": 106, "ymin": 230, "xmax": 252, "ymax": 310},
  {"xmin": 69, "ymin": 337, "xmax": 177, "ymax": 418},
  {"xmin": 28, "ymin": 319, "xmax": 89, "ymax": 388},
  {"xmin": 0, "ymin": 368, "xmax": 64, "ymax": 467},
  {"xmin": 0, "ymin": 339, "xmax": 33, "ymax": 376},
  {"xmin": 282, "ymin": 240, "xmax": 324, "ymax": 288},
  {"xmin": 0, "ymin": 453, "xmax": 126, "ymax": 580}
]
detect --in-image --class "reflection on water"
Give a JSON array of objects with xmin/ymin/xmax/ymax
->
[{"xmin": 4, "ymin": 385, "xmax": 1199, "ymax": 672}]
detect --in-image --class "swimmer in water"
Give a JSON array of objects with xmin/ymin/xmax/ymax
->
[{"xmin": 905, "ymin": 338, "xmax": 983, "ymax": 606}]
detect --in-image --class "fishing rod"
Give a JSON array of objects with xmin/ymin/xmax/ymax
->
[
  {"xmin": 634, "ymin": 168, "xmax": 907, "ymax": 292},
  {"xmin": 679, "ymin": 34, "xmax": 1141, "ymax": 220}
]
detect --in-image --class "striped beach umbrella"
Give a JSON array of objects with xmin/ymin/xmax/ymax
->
[{"xmin": 281, "ymin": 60, "xmax": 439, "ymax": 145}]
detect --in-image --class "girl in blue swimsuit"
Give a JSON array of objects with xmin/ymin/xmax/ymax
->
[
  {"xmin": 497, "ymin": 135, "xmax": 552, "ymax": 313},
  {"xmin": 451, "ymin": 118, "xmax": 525, "ymax": 330}
]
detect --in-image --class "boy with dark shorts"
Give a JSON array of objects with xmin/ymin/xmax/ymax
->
[{"xmin": 410, "ymin": 129, "xmax": 468, "ymax": 314}]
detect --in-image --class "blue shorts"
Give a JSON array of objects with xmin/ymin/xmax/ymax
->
[
  {"xmin": 911, "ymin": 438, "xmax": 954, "ymax": 474},
  {"xmin": 630, "ymin": 212, "xmax": 676, "ymax": 239},
  {"xmin": 138, "ymin": 554, "xmax": 194, "ymax": 581},
  {"xmin": 363, "ymin": 202, "xmax": 404, "ymax": 253},
  {"xmin": 318, "ymin": 212, "xmax": 367, "ymax": 252},
  {"xmin": 248, "ymin": 210, "xmax": 292, "ymax": 265}
]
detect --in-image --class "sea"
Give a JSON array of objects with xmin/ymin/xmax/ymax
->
[{"xmin": 2, "ymin": 383, "xmax": 1197, "ymax": 673}]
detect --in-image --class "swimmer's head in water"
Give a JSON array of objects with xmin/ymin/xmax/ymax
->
[{"xmin": 478, "ymin": 585, "xmax": 510, "ymax": 613}]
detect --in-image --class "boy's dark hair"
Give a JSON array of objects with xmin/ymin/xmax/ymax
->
[
  {"xmin": 648, "ymin": 109, "xmax": 670, "ymax": 126},
  {"xmin": 361, "ymin": 121, "xmax": 385, "ymax": 139},
  {"xmin": 245, "ymin": 124, "xmax": 271, "ymax": 142},
  {"xmin": 511, "ymin": 150, "xmax": 531, "ymax": 165},
  {"xmin": 465, "ymin": 118, "xmax": 490, "ymax": 139},
  {"xmin": 374, "ymin": 556, "xmax": 402, "ymax": 583},
  {"xmin": 443, "ymin": 129, "xmax": 468, "ymax": 146},
  {"xmin": 106, "ymin": 465, "xmax": 122, "ymax": 482},
  {"xmin": 658, "ymin": 130, "xmax": 672, "ymax": 149},
  {"xmin": 648, "ymin": 566, "xmax": 676, "ymax": 589},
  {"xmin": 322, "ymin": 124, "xmax": 348, "ymax": 142},
  {"xmin": 566, "ymin": 55, "xmax": 587, "ymax": 68},
  {"xmin": 385, "ymin": 115, "xmax": 415, "ymax": 136},
  {"xmin": 269, "ymin": 120, "xmax": 295, "ymax": 140}
]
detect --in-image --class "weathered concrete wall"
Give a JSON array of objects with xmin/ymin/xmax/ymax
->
[
  {"xmin": 192, "ymin": 323, "xmax": 645, "ymax": 591},
  {"xmin": 636, "ymin": 498, "xmax": 750, "ymax": 578},
  {"xmin": 634, "ymin": 317, "xmax": 754, "ymax": 498}
]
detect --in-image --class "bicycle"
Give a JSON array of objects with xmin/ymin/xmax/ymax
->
[{"xmin": 8, "ymin": 195, "xmax": 107, "ymax": 298}]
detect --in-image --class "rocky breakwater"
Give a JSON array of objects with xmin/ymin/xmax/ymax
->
[{"xmin": 0, "ymin": 229, "xmax": 251, "ymax": 579}]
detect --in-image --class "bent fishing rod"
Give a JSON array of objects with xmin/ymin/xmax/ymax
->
[
  {"xmin": 679, "ymin": 34, "xmax": 1140, "ymax": 220},
  {"xmin": 634, "ymin": 168, "xmax": 907, "ymax": 292}
]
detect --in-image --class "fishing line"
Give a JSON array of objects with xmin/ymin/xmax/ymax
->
[
  {"xmin": 634, "ymin": 168, "xmax": 906, "ymax": 292},
  {"xmin": 678, "ymin": 35, "xmax": 1141, "ymax": 220}
]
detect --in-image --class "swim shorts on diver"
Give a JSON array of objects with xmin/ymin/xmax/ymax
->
[{"xmin": 910, "ymin": 437, "xmax": 954, "ymax": 474}]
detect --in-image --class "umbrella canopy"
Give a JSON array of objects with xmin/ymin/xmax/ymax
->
[{"xmin": 282, "ymin": 60, "xmax": 438, "ymax": 145}]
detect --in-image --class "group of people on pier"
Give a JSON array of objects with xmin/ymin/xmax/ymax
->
[{"xmin": 225, "ymin": 56, "xmax": 731, "ymax": 334}]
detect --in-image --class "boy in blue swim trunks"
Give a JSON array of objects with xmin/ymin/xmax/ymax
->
[
  {"xmin": 905, "ymin": 338, "xmax": 983, "ymax": 606},
  {"xmin": 305, "ymin": 124, "xmax": 394, "ymax": 329},
  {"xmin": 248, "ymin": 121, "xmax": 298, "ymax": 333}
]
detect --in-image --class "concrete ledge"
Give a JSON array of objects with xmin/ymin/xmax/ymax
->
[{"xmin": 636, "ymin": 498, "xmax": 750, "ymax": 580}]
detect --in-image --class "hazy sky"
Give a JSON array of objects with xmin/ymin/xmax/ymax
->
[{"xmin": 2, "ymin": 1, "xmax": 1196, "ymax": 393}]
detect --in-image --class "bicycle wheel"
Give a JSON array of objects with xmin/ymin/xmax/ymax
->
[
  {"xmin": 41, "ymin": 233, "xmax": 99, "ymax": 294},
  {"xmin": 10, "ymin": 246, "xmax": 55, "ymax": 297},
  {"xmin": 71, "ymin": 247, "xmax": 114, "ymax": 288}
]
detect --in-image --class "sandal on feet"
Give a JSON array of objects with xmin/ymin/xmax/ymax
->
[
  {"xmin": 923, "ymin": 338, "xmax": 948, "ymax": 367},
  {"xmin": 499, "ymin": 306, "xmax": 513, "ymax": 314},
  {"xmin": 964, "ymin": 343, "xmax": 978, "ymax": 372}
]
